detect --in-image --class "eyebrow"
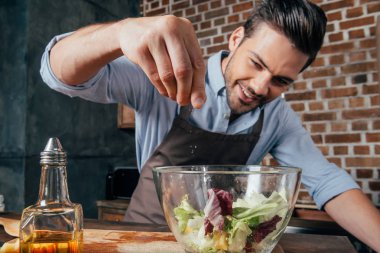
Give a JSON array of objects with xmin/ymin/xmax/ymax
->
[{"xmin": 249, "ymin": 51, "xmax": 295, "ymax": 84}]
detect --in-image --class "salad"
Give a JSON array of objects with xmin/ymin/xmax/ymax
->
[{"xmin": 173, "ymin": 188, "xmax": 288, "ymax": 253}]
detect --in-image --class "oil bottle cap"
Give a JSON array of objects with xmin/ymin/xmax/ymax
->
[{"xmin": 40, "ymin": 137, "xmax": 67, "ymax": 165}]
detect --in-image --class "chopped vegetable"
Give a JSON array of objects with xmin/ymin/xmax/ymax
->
[{"xmin": 173, "ymin": 189, "xmax": 288, "ymax": 253}]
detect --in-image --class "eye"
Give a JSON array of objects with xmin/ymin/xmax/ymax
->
[
  {"xmin": 250, "ymin": 59, "xmax": 263, "ymax": 70},
  {"xmin": 272, "ymin": 77, "xmax": 290, "ymax": 87}
]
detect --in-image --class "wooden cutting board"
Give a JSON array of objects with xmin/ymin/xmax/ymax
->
[
  {"xmin": 84, "ymin": 229, "xmax": 184, "ymax": 252},
  {"xmin": 0, "ymin": 217, "xmax": 283, "ymax": 253},
  {"xmin": 84, "ymin": 230, "xmax": 284, "ymax": 253}
]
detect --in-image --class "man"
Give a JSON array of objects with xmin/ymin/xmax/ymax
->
[{"xmin": 40, "ymin": 0, "xmax": 380, "ymax": 251}]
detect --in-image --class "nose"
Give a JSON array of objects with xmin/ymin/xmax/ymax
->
[{"xmin": 250, "ymin": 72, "xmax": 271, "ymax": 96}]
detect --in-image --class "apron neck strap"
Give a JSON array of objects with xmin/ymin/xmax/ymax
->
[
  {"xmin": 179, "ymin": 105, "xmax": 193, "ymax": 119},
  {"xmin": 179, "ymin": 105, "xmax": 265, "ymax": 135},
  {"xmin": 251, "ymin": 108, "xmax": 265, "ymax": 136}
]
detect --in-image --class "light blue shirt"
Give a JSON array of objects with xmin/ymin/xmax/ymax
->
[{"xmin": 40, "ymin": 33, "xmax": 359, "ymax": 209}]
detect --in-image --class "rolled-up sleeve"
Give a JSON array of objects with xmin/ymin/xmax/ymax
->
[
  {"xmin": 271, "ymin": 105, "xmax": 360, "ymax": 209},
  {"xmin": 40, "ymin": 33, "xmax": 153, "ymax": 111},
  {"xmin": 40, "ymin": 33, "xmax": 105, "ymax": 96}
]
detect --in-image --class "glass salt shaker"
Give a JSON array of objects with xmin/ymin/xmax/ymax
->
[{"xmin": 19, "ymin": 137, "xmax": 83, "ymax": 253}]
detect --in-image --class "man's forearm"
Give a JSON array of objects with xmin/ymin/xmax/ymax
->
[
  {"xmin": 47, "ymin": 15, "xmax": 206, "ymax": 108},
  {"xmin": 324, "ymin": 189, "xmax": 380, "ymax": 252},
  {"xmin": 50, "ymin": 21, "xmax": 123, "ymax": 85}
]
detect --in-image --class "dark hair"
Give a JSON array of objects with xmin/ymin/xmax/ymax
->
[{"xmin": 243, "ymin": 0, "xmax": 327, "ymax": 72}]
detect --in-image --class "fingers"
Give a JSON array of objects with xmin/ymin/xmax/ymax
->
[
  {"xmin": 143, "ymin": 34, "xmax": 194, "ymax": 105},
  {"xmin": 190, "ymin": 61, "xmax": 207, "ymax": 109},
  {"xmin": 149, "ymin": 37, "xmax": 178, "ymax": 100},
  {"xmin": 123, "ymin": 16, "xmax": 207, "ymax": 108},
  {"xmin": 182, "ymin": 22, "xmax": 206, "ymax": 109},
  {"xmin": 137, "ymin": 49, "xmax": 168, "ymax": 97},
  {"xmin": 164, "ymin": 17, "xmax": 206, "ymax": 108},
  {"xmin": 164, "ymin": 35, "xmax": 193, "ymax": 105}
]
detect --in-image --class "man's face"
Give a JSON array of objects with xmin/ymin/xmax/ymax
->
[{"xmin": 222, "ymin": 23, "xmax": 309, "ymax": 114}]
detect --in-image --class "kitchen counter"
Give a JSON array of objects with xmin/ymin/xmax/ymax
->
[{"xmin": 0, "ymin": 212, "xmax": 357, "ymax": 253}]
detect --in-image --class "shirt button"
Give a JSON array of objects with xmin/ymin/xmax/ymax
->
[{"xmin": 223, "ymin": 113, "xmax": 230, "ymax": 120}]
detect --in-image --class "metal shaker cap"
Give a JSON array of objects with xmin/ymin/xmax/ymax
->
[{"xmin": 40, "ymin": 137, "xmax": 67, "ymax": 165}]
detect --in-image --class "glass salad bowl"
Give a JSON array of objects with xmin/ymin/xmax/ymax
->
[{"xmin": 153, "ymin": 165, "xmax": 301, "ymax": 253}]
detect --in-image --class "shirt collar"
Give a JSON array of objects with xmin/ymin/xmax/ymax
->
[{"xmin": 206, "ymin": 50, "xmax": 229, "ymax": 96}]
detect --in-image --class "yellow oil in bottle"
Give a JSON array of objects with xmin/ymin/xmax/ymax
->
[{"xmin": 20, "ymin": 230, "xmax": 83, "ymax": 253}]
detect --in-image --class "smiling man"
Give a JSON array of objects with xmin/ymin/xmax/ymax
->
[
  {"xmin": 222, "ymin": 24, "xmax": 308, "ymax": 116},
  {"xmin": 40, "ymin": 0, "xmax": 380, "ymax": 251}
]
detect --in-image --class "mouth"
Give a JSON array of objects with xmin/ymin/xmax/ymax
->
[
  {"xmin": 237, "ymin": 82, "xmax": 258, "ymax": 104},
  {"xmin": 241, "ymin": 84, "xmax": 254, "ymax": 98}
]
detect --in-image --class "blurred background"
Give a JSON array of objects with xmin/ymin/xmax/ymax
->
[{"xmin": 0, "ymin": 0, "xmax": 379, "ymax": 236}]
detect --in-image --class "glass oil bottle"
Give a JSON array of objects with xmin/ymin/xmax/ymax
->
[{"xmin": 19, "ymin": 137, "xmax": 83, "ymax": 253}]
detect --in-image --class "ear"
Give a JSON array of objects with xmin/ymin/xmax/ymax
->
[{"xmin": 228, "ymin": 26, "xmax": 245, "ymax": 51}]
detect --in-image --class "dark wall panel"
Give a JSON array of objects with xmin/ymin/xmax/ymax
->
[
  {"xmin": 0, "ymin": 159, "xmax": 25, "ymax": 211},
  {"xmin": 0, "ymin": 0, "xmax": 28, "ymax": 211},
  {"xmin": 0, "ymin": 0, "xmax": 140, "ymax": 218},
  {"xmin": 0, "ymin": 0, "xmax": 27, "ymax": 156}
]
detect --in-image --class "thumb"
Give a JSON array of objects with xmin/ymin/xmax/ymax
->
[{"xmin": 191, "ymin": 82, "xmax": 206, "ymax": 109}]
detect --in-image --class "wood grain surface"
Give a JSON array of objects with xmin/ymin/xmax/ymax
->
[
  {"xmin": 0, "ymin": 217, "xmax": 284, "ymax": 253},
  {"xmin": 84, "ymin": 229, "xmax": 283, "ymax": 253},
  {"xmin": 0, "ymin": 228, "xmax": 284, "ymax": 253},
  {"xmin": 1, "ymin": 213, "xmax": 357, "ymax": 253},
  {"xmin": 84, "ymin": 229, "xmax": 184, "ymax": 252}
]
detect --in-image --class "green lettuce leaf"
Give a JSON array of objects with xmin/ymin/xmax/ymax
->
[
  {"xmin": 233, "ymin": 191, "xmax": 288, "ymax": 223},
  {"xmin": 228, "ymin": 220, "xmax": 252, "ymax": 252},
  {"xmin": 174, "ymin": 195, "xmax": 201, "ymax": 232}
]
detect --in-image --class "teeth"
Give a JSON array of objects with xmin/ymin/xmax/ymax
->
[
  {"xmin": 243, "ymin": 89, "xmax": 253, "ymax": 98},
  {"xmin": 241, "ymin": 85, "xmax": 254, "ymax": 98}
]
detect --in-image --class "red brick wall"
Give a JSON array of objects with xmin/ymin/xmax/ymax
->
[{"xmin": 141, "ymin": 0, "xmax": 380, "ymax": 207}]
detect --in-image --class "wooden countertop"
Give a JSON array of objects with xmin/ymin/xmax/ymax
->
[{"xmin": 0, "ymin": 212, "xmax": 357, "ymax": 253}]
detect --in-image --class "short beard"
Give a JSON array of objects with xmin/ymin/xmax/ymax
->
[
  {"xmin": 226, "ymin": 89, "xmax": 266, "ymax": 115},
  {"xmin": 224, "ymin": 56, "xmax": 267, "ymax": 115}
]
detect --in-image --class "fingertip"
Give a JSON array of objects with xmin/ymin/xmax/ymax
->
[
  {"xmin": 176, "ymin": 94, "xmax": 191, "ymax": 106},
  {"xmin": 192, "ymin": 95, "xmax": 206, "ymax": 109},
  {"xmin": 158, "ymin": 89, "xmax": 169, "ymax": 97}
]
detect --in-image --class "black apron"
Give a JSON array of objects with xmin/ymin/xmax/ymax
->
[{"xmin": 124, "ymin": 106, "xmax": 264, "ymax": 224}]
